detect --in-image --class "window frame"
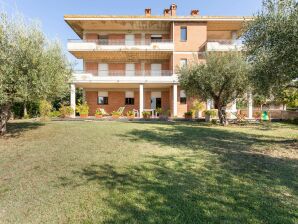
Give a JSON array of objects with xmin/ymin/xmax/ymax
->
[
  {"xmin": 179, "ymin": 90, "xmax": 187, "ymax": 104},
  {"xmin": 180, "ymin": 27, "xmax": 187, "ymax": 42}
]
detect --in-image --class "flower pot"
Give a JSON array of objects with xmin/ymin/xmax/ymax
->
[
  {"xmin": 80, "ymin": 114, "xmax": 88, "ymax": 118},
  {"xmin": 95, "ymin": 114, "xmax": 103, "ymax": 119},
  {"xmin": 143, "ymin": 114, "xmax": 151, "ymax": 120},
  {"xmin": 127, "ymin": 115, "xmax": 135, "ymax": 121},
  {"xmin": 112, "ymin": 115, "xmax": 120, "ymax": 119},
  {"xmin": 184, "ymin": 114, "xmax": 192, "ymax": 120}
]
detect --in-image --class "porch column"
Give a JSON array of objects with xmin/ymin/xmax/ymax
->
[
  {"xmin": 139, "ymin": 84, "xmax": 144, "ymax": 118},
  {"xmin": 173, "ymin": 84, "xmax": 178, "ymax": 117},
  {"xmin": 248, "ymin": 92, "xmax": 253, "ymax": 119},
  {"xmin": 70, "ymin": 84, "xmax": 76, "ymax": 118}
]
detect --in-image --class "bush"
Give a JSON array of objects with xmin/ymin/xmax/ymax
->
[
  {"xmin": 39, "ymin": 100, "xmax": 52, "ymax": 118},
  {"xmin": 76, "ymin": 102, "xmax": 89, "ymax": 115},
  {"xmin": 95, "ymin": 108, "xmax": 102, "ymax": 115},
  {"xmin": 59, "ymin": 105, "xmax": 74, "ymax": 118},
  {"xmin": 204, "ymin": 109, "xmax": 217, "ymax": 117},
  {"xmin": 184, "ymin": 111, "xmax": 193, "ymax": 116},
  {"xmin": 49, "ymin": 111, "xmax": 61, "ymax": 118}
]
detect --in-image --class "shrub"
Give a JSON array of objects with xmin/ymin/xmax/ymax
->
[
  {"xmin": 39, "ymin": 100, "xmax": 52, "ymax": 118},
  {"xmin": 49, "ymin": 110, "xmax": 61, "ymax": 118},
  {"xmin": 184, "ymin": 111, "xmax": 193, "ymax": 116},
  {"xmin": 156, "ymin": 108, "xmax": 163, "ymax": 115},
  {"xmin": 204, "ymin": 109, "xmax": 217, "ymax": 117},
  {"xmin": 211, "ymin": 119, "xmax": 217, "ymax": 125},
  {"xmin": 59, "ymin": 105, "xmax": 74, "ymax": 118},
  {"xmin": 111, "ymin": 111, "xmax": 121, "ymax": 116},
  {"xmin": 126, "ymin": 110, "xmax": 134, "ymax": 116},
  {"xmin": 76, "ymin": 102, "xmax": 89, "ymax": 115}
]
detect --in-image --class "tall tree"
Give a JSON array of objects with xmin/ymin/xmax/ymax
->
[
  {"xmin": 179, "ymin": 52, "xmax": 249, "ymax": 125},
  {"xmin": 0, "ymin": 13, "xmax": 72, "ymax": 134},
  {"xmin": 243, "ymin": 0, "xmax": 298, "ymax": 96}
]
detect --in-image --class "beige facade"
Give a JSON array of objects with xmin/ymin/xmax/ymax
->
[{"xmin": 66, "ymin": 3, "xmax": 251, "ymax": 118}]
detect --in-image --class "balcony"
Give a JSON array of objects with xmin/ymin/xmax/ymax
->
[
  {"xmin": 68, "ymin": 39, "xmax": 174, "ymax": 52},
  {"xmin": 206, "ymin": 40, "xmax": 244, "ymax": 51},
  {"xmin": 71, "ymin": 70, "xmax": 178, "ymax": 84}
]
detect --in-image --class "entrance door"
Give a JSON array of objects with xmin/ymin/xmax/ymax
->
[
  {"xmin": 151, "ymin": 91, "xmax": 162, "ymax": 109},
  {"xmin": 151, "ymin": 64, "xmax": 162, "ymax": 76},
  {"xmin": 125, "ymin": 34, "xmax": 135, "ymax": 46}
]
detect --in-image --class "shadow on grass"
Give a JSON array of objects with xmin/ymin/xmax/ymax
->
[
  {"xmin": 60, "ymin": 123, "xmax": 298, "ymax": 223},
  {"xmin": 3, "ymin": 121, "xmax": 44, "ymax": 138}
]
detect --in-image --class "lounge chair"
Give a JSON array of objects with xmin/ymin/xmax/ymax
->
[
  {"xmin": 116, "ymin": 107, "xmax": 125, "ymax": 116},
  {"xmin": 100, "ymin": 108, "xmax": 109, "ymax": 116}
]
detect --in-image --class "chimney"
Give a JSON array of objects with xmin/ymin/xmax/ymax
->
[
  {"xmin": 191, "ymin": 10, "xmax": 199, "ymax": 16},
  {"xmin": 170, "ymin": 4, "xmax": 177, "ymax": 16},
  {"xmin": 164, "ymin": 8, "xmax": 171, "ymax": 16},
  {"xmin": 145, "ymin": 8, "xmax": 151, "ymax": 17}
]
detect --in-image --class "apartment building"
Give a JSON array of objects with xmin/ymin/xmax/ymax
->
[{"xmin": 65, "ymin": 4, "xmax": 251, "ymax": 118}]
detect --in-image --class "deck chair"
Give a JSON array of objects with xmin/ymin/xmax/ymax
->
[
  {"xmin": 100, "ymin": 108, "xmax": 109, "ymax": 116},
  {"xmin": 116, "ymin": 107, "xmax": 125, "ymax": 116}
]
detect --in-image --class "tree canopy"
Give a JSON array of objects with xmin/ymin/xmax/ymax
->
[
  {"xmin": 0, "ymin": 13, "xmax": 72, "ymax": 134},
  {"xmin": 179, "ymin": 52, "xmax": 250, "ymax": 125},
  {"xmin": 243, "ymin": 0, "xmax": 298, "ymax": 96}
]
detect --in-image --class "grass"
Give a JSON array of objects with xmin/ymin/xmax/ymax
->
[{"xmin": 0, "ymin": 120, "xmax": 297, "ymax": 224}]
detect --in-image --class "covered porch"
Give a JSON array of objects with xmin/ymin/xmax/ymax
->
[{"xmin": 70, "ymin": 83, "xmax": 182, "ymax": 118}]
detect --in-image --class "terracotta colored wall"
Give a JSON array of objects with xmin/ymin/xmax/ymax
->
[
  {"xmin": 86, "ymin": 90, "xmax": 141, "ymax": 115},
  {"xmin": 173, "ymin": 54, "xmax": 206, "ymax": 72},
  {"xmin": 109, "ymin": 64, "xmax": 125, "ymax": 76},
  {"xmin": 85, "ymin": 62, "xmax": 98, "ymax": 74},
  {"xmin": 174, "ymin": 22, "xmax": 207, "ymax": 52}
]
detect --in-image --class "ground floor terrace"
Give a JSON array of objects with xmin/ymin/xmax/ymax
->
[{"xmin": 71, "ymin": 83, "xmax": 195, "ymax": 117}]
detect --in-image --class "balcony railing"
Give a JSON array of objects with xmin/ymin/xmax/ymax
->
[
  {"xmin": 73, "ymin": 70, "xmax": 173, "ymax": 76},
  {"xmin": 69, "ymin": 39, "xmax": 173, "ymax": 46},
  {"xmin": 206, "ymin": 39, "xmax": 244, "ymax": 51}
]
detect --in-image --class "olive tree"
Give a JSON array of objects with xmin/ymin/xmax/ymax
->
[
  {"xmin": 0, "ymin": 13, "xmax": 71, "ymax": 135},
  {"xmin": 179, "ymin": 52, "xmax": 250, "ymax": 125},
  {"xmin": 243, "ymin": 0, "xmax": 298, "ymax": 96}
]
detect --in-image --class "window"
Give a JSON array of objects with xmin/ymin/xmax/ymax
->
[
  {"xmin": 180, "ymin": 27, "xmax": 187, "ymax": 41},
  {"xmin": 98, "ymin": 35, "xmax": 108, "ymax": 45},
  {"xmin": 180, "ymin": 59, "xmax": 187, "ymax": 68},
  {"xmin": 98, "ymin": 91, "xmax": 108, "ymax": 105},
  {"xmin": 151, "ymin": 34, "xmax": 162, "ymax": 43},
  {"xmin": 180, "ymin": 90, "xmax": 187, "ymax": 104},
  {"xmin": 125, "ymin": 91, "xmax": 134, "ymax": 105}
]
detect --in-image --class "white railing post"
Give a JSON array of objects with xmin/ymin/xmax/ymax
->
[
  {"xmin": 70, "ymin": 84, "xmax": 76, "ymax": 118},
  {"xmin": 139, "ymin": 84, "xmax": 144, "ymax": 118},
  {"xmin": 173, "ymin": 84, "xmax": 178, "ymax": 117}
]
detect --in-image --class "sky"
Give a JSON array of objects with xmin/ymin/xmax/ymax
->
[{"xmin": 0, "ymin": 0, "xmax": 263, "ymax": 69}]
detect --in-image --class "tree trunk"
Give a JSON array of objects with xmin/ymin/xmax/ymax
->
[
  {"xmin": 0, "ymin": 104, "xmax": 11, "ymax": 135},
  {"xmin": 214, "ymin": 100, "xmax": 228, "ymax": 126}
]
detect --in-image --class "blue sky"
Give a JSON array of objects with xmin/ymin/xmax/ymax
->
[{"xmin": 0, "ymin": 0, "xmax": 263, "ymax": 69}]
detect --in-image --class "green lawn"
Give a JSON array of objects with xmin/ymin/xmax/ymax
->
[{"xmin": 0, "ymin": 120, "xmax": 297, "ymax": 223}]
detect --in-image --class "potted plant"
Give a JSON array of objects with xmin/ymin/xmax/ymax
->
[
  {"xmin": 191, "ymin": 100, "xmax": 205, "ymax": 118},
  {"xmin": 184, "ymin": 111, "xmax": 193, "ymax": 120},
  {"xmin": 155, "ymin": 108, "xmax": 163, "ymax": 117},
  {"xmin": 111, "ymin": 111, "xmax": 121, "ymax": 119},
  {"xmin": 59, "ymin": 104, "xmax": 74, "ymax": 118},
  {"xmin": 159, "ymin": 109, "xmax": 170, "ymax": 121},
  {"xmin": 142, "ymin": 111, "xmax": 151, "ymax": 120},
  {"xmin": 126, "ymin": 110, "xmax": 135, "ymax": 120},
  {"xmin": 95, "ymin": 108, "xmax": 103, "ymax": 118},
  {"xmin": 204, "ymin": 109, "xmax": 217, "ymax": 122},
  {"xmin": 76, "ymin": 102, "xmax": 89, "ymax": 118}
]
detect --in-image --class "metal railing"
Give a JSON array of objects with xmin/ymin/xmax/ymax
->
[
  {"xmin": 73, "ymin": 70, "xmax": 173, "ymax": 77},
  {"xmin": 68, "ymin": 39, "xmax": 173, "ymax": 46}
]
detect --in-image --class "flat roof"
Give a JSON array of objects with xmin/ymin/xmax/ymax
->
[{"xmin": 64, "ymin": 15, "xmax": 253, "ymax": 21}]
